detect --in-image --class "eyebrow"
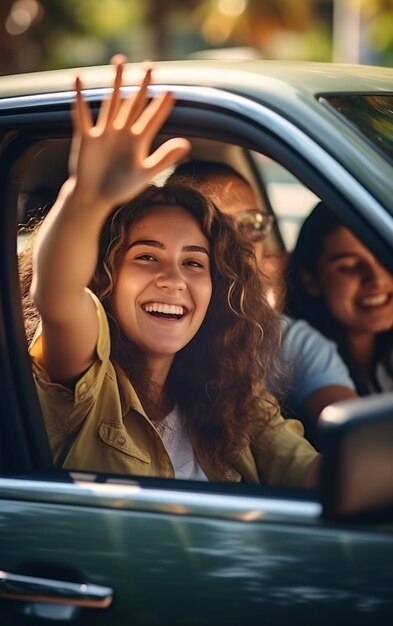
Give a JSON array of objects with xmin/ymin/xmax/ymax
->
[
  {"xmin": 328, "ymin": 251, "xmax": 360, "ymax": 263},
  {"xmin": 128, "ymin": 239, "xmax": 210, "ymax": 256}
]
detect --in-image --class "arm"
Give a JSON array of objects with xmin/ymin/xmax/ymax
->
[
  {"xmin": 251, "ymin": 395, "xmax": 321, "ymax": 489},
  {"xmin": 301, "ymin": 454, "xmax": 322, "ymax": 489},
  {"xmin": 30, "ymin": 59, "xmax": 189, "ymax": 386},
  {"xmin": 302, "ymin": 385, "xmax": 358, "ymax": 426},
  {"xmin": 279, "ymin": 317, "xmax": 357, "ymax": 424}
]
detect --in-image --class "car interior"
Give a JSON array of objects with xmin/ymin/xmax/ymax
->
[{"xmin": 14, "ymin": 134, "xmax": 319, "ymax": 254}]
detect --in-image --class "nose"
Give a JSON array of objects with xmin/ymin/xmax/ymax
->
[
  {"xmin": 155, "ymin": 262, "xmax": 186, "ymax": 291},
  {"xmin": 362, "ymin": 259, "xmax": 392, "ymax": 288}
]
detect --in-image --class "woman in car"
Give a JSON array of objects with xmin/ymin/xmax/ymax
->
[
  {"xmin": 29, "ymin": 58, "xmax": 319, "ymax": 487},
  {"xmin": 286, "ymin": 201, "xmax": 393, "ymax": 395}
]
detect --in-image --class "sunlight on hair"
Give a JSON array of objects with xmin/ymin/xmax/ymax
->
[{"xmin": 266, "ymin": 288, "xmax": 276, "ymax": 309}]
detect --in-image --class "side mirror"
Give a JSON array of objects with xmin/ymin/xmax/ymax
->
[{"xmin": 318, "ymin": 393, "xmax": 393, "ymax": 521}]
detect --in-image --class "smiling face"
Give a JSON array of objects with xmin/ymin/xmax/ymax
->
[
  {"xmin": 111, "ymin": 205, "xmax": 212, "ymax": 374},
  {"xmin": 306, "ymin": 225, "xmax": 393, "ymax": 336}
]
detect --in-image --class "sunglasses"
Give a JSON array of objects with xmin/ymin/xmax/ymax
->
[{"xmin": 233, "ymin": 209, "xmax": 274, "ymax": 243}]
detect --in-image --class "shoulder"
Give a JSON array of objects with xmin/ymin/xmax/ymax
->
[
  {"xmin": 85, "ymin": 289, "xmax": 110, "ymax": 361},
  {"xmin": 256, "ymin": 391, "xmax": 282, "ymax": 422},
  {"xmin": 278, "ymin": 315, "xmax": 355, "ymax": 408},
  {"xmin": 280, "ymin": 315, "xmax": 329, "ymax": 346},
  {"xmin": 30, "ymin": 288, "xmax": 113, "ymax": 422},
  {"xmin": 280, "ymin": 315, "xmax": 347, "ymax": 370}
]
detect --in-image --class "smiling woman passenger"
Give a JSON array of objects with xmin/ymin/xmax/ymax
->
[
  {"xmin": 286, "ymin": 201, "xmax": 393, "ymax": 395},
  {"xmin": 29, "ymin": 59, "xmax": 320, "ymax": 487}
]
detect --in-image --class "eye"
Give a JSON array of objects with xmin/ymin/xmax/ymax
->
[
  {"xmin": 135, "ymin": 253, "xmax": 157, "ymax": 262},
  {"xmin": 336, "ymin": 263, "xmax": 359, "ymax": 273},
  {"xmin": 184, "ymin": 259, "xmax": 205, "ymax": 269}
]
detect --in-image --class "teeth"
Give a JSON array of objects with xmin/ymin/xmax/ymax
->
[
  {"xmin": 360, "ymin": 294, "xmax": 389, "ymax": 307},
  {"xmin": 143, "ymin": 303, "xmax": 184, "ymax": 316}
]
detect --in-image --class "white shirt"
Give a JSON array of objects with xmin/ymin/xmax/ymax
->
[{"xmin": 156, "ymin": 407, "xmax": 208, "ymax": 481}]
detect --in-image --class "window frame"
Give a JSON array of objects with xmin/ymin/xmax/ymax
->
[{"xmin": 1, "ymin": 83, "xmax": 393, "ymax": 492}]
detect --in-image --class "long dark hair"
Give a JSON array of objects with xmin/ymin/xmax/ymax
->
[
  {"xmin": 286, "ymin": 201, "xmax": 393, "ymax": 394},
  {"xmin": 91, "ymin": 183, "xmax": 282, "ymax": 468}
]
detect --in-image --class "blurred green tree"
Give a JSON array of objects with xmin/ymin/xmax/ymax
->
[{"xmin": 0, "ymin": 0, "xmax": 391, "ymax": 75}]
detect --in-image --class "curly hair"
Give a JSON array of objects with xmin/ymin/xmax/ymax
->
[
  {"xmin": 90, "ymin": 183, "xmax": 282, "ymax": 469},
  {"xmin": 18, "ymin": 204, "xmax": 54, "ymax": 345},
  {"xmin": 286, "ymin": 201, "xmax": 393, "ymax": 394},
  {"xmin": 18, "ymin": 223, "xmax": 46, "ymax": 345}
]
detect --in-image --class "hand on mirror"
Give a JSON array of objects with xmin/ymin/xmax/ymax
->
[{"xmin": 68, "ymin": 57, "xmax": 191, "ymax": 211}]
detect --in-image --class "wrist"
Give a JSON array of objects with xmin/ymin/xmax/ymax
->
[{"xmin": 59, "ymin": 178, "xmax": 113, "ymax": 214}]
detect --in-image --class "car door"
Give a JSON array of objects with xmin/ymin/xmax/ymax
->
[{"xmin": 1, "ymin": 72, "xmax": 393, "ymax": 626}]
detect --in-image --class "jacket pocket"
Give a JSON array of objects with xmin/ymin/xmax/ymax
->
[{"xmin": 98, "ymin": 422, "xmax": 151, "ymax": 464}]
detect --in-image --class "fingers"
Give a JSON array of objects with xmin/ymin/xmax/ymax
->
[
  {"xmin": 69, "ymin": 77, "xmax": 92, "ymax": 175},
  {"xmin": 133, "ymin": 91, "xmax": 176, "ymax": 149},
  {"xmin": 74, "ymin": 58, "xmax": 171, "ymax": 142},
  {"xmin": 69, "ymin": 108, "xmax": 82, "ymax": 175},
  {"xmin": 144, "ymin": 137, "xmax": 191, "ymax": 177},
  {"xmin": 119, "ymin": 65, "xmax": 153, "ymax": 128},
  {"xmin": 95, "ymin": 60, "xmax": 153, "ymax": 133},
  {"xmin": 96, "ymin": 60, "xmax": 124, "ymax": 131},
  {"xmin": 74, "ymin": 76, "xmax": 93, "ymax": 134},
  {"xmin": 110, "ymin": 53, "xmax": 128, "ymax": 65}
]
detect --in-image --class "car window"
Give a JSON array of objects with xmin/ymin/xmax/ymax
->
[
  {"xmin": 251, "ymin": 152, "xmax": 319, "ymax": 251},
  {"xmin": 11, "ymin": 128, "xmax": 322, "ymax": 483},
  {"xmin": 4, "ymin": 81, "xmax": 392, "ymax": 492},
  {"xmin": 320, "ymin": 94, "xmax": 393, "ymax": 164}
]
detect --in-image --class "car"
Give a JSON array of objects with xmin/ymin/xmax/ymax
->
[{"xmin": 0, "ymin": 59, "xmax": 393, "ymax": 625}]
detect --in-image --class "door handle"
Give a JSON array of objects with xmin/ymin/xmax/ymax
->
[{"xmin": 0, "ymin": 570, "xmax": 113, "ymax": 609}]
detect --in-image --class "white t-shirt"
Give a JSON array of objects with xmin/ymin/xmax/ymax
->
[{"xmin": 156, "ymin": 407, "xmax": 208, "ymax": 481}]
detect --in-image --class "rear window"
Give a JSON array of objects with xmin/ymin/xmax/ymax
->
[{"xmin": 320, "ymin": 94, "xmax": 393, "ymax": 163}]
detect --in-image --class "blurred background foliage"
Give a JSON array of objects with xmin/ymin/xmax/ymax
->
[{"xmin": 0, "ymin": 0, "xmax": 392, "ymax": 75}]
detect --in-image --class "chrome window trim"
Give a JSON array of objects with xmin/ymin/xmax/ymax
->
[
  {"xmin": 1, "ymin": 84, "xmax": 392, "ymax": 241},
  {"xmin": 0, "ymin": 477, "xmax": 321, "ymax": 524}
]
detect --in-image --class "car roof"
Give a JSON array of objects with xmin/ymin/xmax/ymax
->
[
  {"xmin": 1, "ymin": 60, "xmax": 392, "ymax": 100},
  {"xmin": 2, "ymin": 61, "xmax": 391, "ymax": 154}
]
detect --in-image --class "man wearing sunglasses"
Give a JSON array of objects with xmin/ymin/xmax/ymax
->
[{"xmin": 169, "ymin": 160, "xmax": 357, "ymax": 448}]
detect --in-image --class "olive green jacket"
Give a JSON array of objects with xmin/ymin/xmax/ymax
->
[{"xmin": 31, "ymin": 291, "xmax": 318, "ymax": 486}]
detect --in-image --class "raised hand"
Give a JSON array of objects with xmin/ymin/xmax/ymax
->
[{"xmin": 68, "ymin": 58, "xmax": 190, "ymax": 210}]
